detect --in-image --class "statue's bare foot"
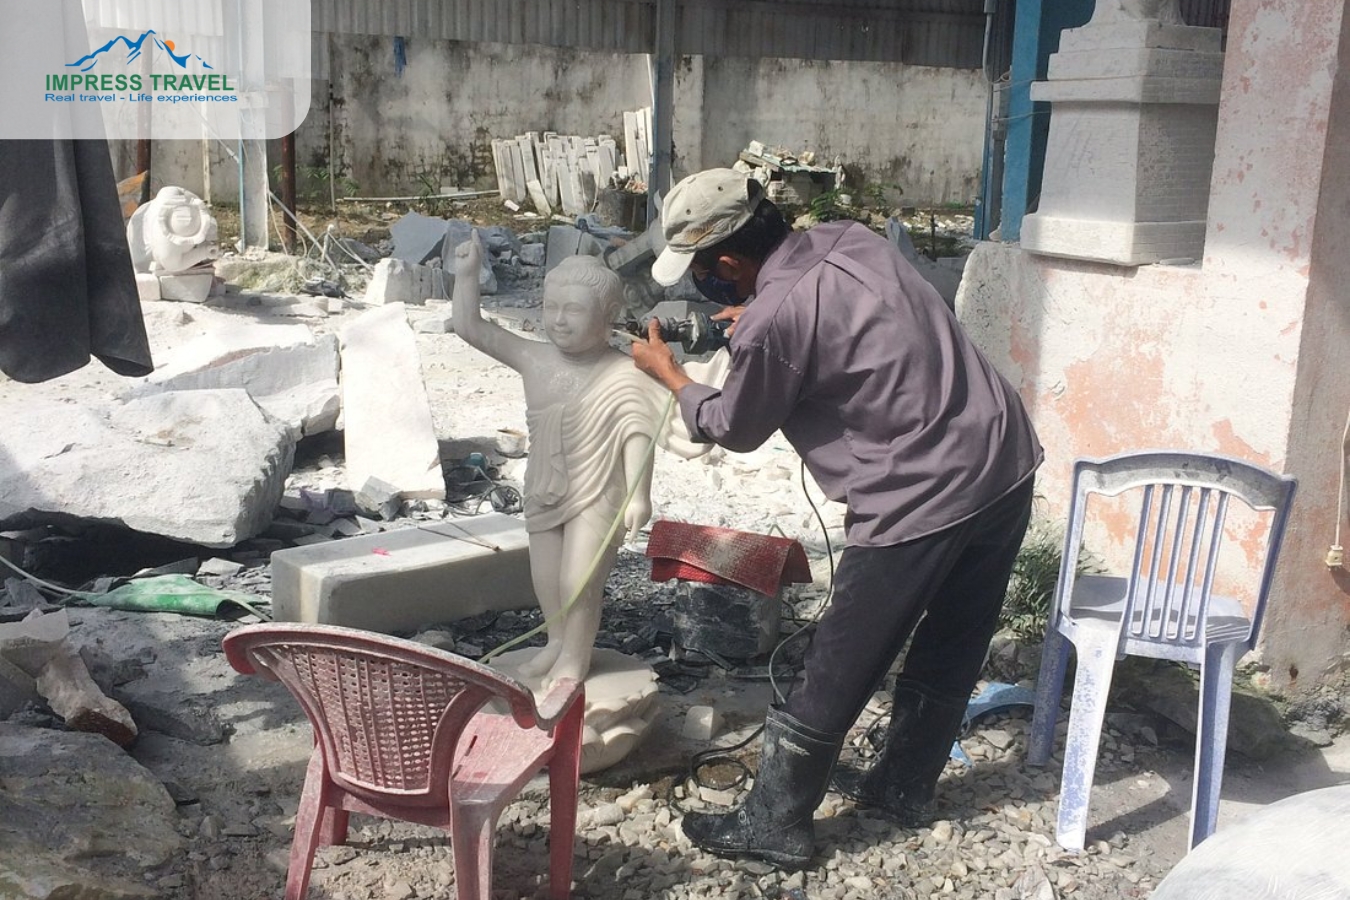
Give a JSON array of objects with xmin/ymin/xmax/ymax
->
[
  {"xmin": 516, "ymin": 643, "xmax": 564, "ymax": 679},
  {"xmin": 544, "ymin": 657, "xmax": 591, "ymax": 691}
]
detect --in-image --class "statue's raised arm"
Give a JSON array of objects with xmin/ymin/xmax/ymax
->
[{"xmin": 451, "ymin": 234, "xmax": 534, "ymax": 372}]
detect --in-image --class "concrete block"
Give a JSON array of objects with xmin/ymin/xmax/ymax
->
[
  {"xmin": 391, "ymin": 212, "xmax": 450, "ymax": 265},
  {"xmin": 158, "ymin": 272, "xmax": 215, "ymax": 303},
  {"xmin": 270, "ymin": 515, "xmax": 536, "ymax": 633},
  {"xmin": 135, "ymin": 272, "xmax": 162, "ymax": 301},
  {"xmin": 338, "ymin": 304, "xmax": 445, "ymax": 500},
  {"xmin": 682, "ymin": 705, "xmax": 723, "ymax": 741}
]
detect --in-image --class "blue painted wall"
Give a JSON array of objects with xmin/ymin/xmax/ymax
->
[{"xmin": 998, "ymin": 0, "xmax": 1094, "ymax": 241}]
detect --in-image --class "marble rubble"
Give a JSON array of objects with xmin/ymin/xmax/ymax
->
[{"xmin": 124, "ymin": 322, "xmax": 341, "ymax": 440}]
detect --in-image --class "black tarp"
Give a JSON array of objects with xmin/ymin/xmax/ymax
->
[{"xmin": 0, "ymin": 139, "xmax": 153, "ymax": 383}]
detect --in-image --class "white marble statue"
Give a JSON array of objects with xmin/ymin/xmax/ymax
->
[
  {"xmin": 127, "ymin": 186, "xmax": 220, "ymax": 275},
  {"xmin": 452, "ymin": 238, "xmax": 665, "ymax": 689}
]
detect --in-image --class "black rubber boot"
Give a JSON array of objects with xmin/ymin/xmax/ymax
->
[
  {"xmin": 681, "ymin": 708, "xmax": 844, "ymax": 870},
  {"xmin": 833, "ymin": 679, "xmax": 968, "ymax": 825}
]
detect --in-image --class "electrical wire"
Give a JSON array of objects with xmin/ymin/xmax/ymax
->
[
  {"xmin": 0, "ymin": 553, "xmax": 100, "ymax": 601},
  {"xmin": 1337, "ymin": 406, "xmax": 1350, "ymax": 550},
  {"xmin": 669, "ymin": 456, "xmax": 841, "ymax": 811}
]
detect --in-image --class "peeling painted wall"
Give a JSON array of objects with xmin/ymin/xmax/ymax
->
[
  {"xmin": 118, "ymin": 37, "xmax": 987, "ymax": 206},
  {"xmin": 959, "ymin": 0, "xmax": 1350, "ymax": 694}
]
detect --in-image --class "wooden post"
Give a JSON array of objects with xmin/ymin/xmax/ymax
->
[
  {"xmin": 136, "ymin": 139, "xmax": 152, "ymax": 205},
  {"xmin": 280, "ymin": 132, "xmax": 298, "ymax": 253}
]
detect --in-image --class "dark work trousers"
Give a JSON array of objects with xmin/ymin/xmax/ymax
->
[{"xmin": 783, "ymin": 477, "xmax": 1035, "ymax": 733}]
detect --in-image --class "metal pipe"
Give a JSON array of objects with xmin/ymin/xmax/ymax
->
[{"xmin": 280, "ymin": 132, "xmax": 297, "ymax": 253}]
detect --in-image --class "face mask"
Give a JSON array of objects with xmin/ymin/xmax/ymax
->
[{"xmin": 693, "ymin": 270, "xmax": 741, "ymax": 305}]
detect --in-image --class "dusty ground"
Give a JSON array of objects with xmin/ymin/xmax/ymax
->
[{"xmin": 3, "ymin": 209, "xmax": 1348, "ymax": 898}]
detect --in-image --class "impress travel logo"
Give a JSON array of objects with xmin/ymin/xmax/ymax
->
[
  {"xmin": 46, "ymin": 29, "xmax": 239, "ymax": 105},
  {"xmin": 2, "ymin": 0, "xmax": 310, "ymax": 141}
]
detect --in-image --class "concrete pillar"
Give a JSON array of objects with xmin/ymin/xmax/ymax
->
[{"xmin": 1205, "ymin": 0, "xmax": 1350, "ymax": 692}]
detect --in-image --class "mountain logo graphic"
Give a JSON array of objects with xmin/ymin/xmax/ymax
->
[{"xmin": 67, "ymin": 29, "xmax": 213, "ymax": 73}]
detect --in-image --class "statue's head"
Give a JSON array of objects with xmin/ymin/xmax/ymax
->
[{"xmin": 542, "ymin": 256, "xmax": 623, "ymax": 355}]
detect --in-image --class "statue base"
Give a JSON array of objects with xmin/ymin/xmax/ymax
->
[
  {"xmin": 491, "ymin": 647, "xmax": 660, "ymax": 774},
  {"xmin": 135, "ymin": 269, "xmax": 223, "ymax": 304}
]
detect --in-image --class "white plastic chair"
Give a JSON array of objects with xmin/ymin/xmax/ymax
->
[{"xmin": 1027, "ymin": 451, "xmax": 1296, "ymax": 851}]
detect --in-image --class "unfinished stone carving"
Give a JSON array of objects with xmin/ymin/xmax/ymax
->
[
  {"xmin": 127, "ymin": 186, "xmax": 221, "ymax": 302},
  {"xmin": 454, "ymin": 240, "xmax": 664, "ymax": 691},
  {"xmin": 1020, "ymin": 0, "xmax": 1222, "ymax": 266},
  {"xmin": 128, "ymin": 187, "xmax": 219, "ymax": 274}
]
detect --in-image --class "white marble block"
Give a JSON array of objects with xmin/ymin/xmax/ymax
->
[
  {"xmin": 339, "ymin": 303, "xmax": 445, "ymax": 500},
  {"xmin": 1020, "ymin": 6, "xmax": 1224, "ymax": 266}
]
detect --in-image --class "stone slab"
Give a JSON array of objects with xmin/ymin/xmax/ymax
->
[
  {"xmin": 126, "ymin": 323, "xmax": 341, "ymax": 438},
  {"xmin": 270, "ymin": 514, "xmax": 535, "ymax": 633},
  {"xmin": 391, "ymin": 212, "xmax": 450, "ymax": 265},
  {"xmin": 0, "ymin": 723, "xmax": 182, "ymax": 871},
  {"xmin": 1022, "ymin": 214, "xmax": 1206, "ymax": 266},
  {"xmin": 157, "ymin": 272, "xmax": 215, "ymax": 303},
  {"xmin": 1059, "ymin": 20, "xmax": 1222, "ymax": 53},
  {"xmin": 1048, "ymin": 47, "xmax": 1224, "ymax": 81},
  {"xmin": 339, "ymin": 303, "xmax": 445, "ymax": 501},
  {"xmin": 0, "ymin": 389, "xmax": 294, "ymax": 548},
  {"xmin": 134, "ymin": 272, "xmax": 161, "ymax": 301},
  {"xmin": 545, "ymin": 225, "xmax": 606, "ymax": 274},
  {"xmin": 1031, "ymin": 75, "xmax": 1221, "ymax": 105},
  {"xmin": 441, "ymin": 221, "xmax": 497, "ymax": 294},
  {"xmin": 364, "ymin": 258, "xmax": 413, "ymax": 305}
]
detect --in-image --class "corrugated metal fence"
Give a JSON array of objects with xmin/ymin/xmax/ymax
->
[{"xmin": 313, "ymin": 0, "xmax": 988, "ymax": 68}]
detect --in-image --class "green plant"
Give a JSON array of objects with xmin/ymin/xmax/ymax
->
[
  {"xmin": 414, "ymin": 172, "xmax": 446, "ymax": 215},
  {"xmin": 271, "ymin": 164, "xmax": 358, "ymax": 204},
  {"xmin": 807, "ymin": 187, "xmax": 853, "ymax": 223},
  {"xmin": 1000, "ymin": 522, "xmax": 1067, "ymax": 641},
  {"xmin": 999, "ymin": 521, "xmax": 1106, "ymax": 641}
]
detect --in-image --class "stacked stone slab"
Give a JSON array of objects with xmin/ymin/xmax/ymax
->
[{"xmin": 1020, "ymin": 6, "xmax": 1224, "ymax": 266}]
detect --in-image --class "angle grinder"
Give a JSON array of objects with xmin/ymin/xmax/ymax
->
[{"xmin": 617, "ymin": 311, "xmax": 732, "ymax": 355}]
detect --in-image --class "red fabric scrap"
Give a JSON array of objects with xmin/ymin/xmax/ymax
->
[{"xmin": 645, "ymin": 520, "xmax": 812, "ymax": 597}]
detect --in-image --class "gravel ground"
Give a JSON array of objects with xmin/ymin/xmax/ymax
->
[{"xmin": 7, "ymin": 248, "xmax": 1348, "ymax": 900}]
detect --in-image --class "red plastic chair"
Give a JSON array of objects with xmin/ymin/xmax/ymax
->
[{"xmin": 223, "ymin": 623, "xmax": 584, "ymax": 900}]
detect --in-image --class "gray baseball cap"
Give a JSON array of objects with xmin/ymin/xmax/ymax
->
[{"xmin": 651, "ymin": 168, "xmax": 762, "ymax": 286}]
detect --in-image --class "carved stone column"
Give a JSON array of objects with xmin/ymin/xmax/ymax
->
[{"xmin": 1020, "ymin": 0, "xmax": 1224, "ymax": 266}]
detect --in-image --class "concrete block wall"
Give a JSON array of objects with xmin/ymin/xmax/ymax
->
[{"xmin": 115, "ymin": 37, "xmax": 989, "ymax": 209}]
